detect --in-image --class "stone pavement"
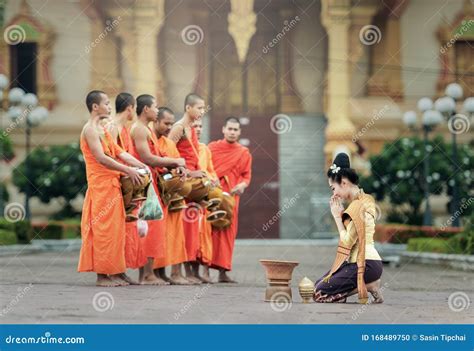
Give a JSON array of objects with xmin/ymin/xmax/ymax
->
[{"xmin": 0, "ymin": 242, "xmax": 472, "ymax": 324}]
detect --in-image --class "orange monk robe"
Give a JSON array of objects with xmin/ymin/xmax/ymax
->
[
  {"xmin": 176, "ymin": 128, "xmax": 201, "ymax": 262},
  {"xmin": 129, "ymin": 127, "xmax": 167, "ymax": 260},
  {"xmin": 208, "ymin": 139, "xmax": 252, "ymax": 271},
  {"xmin": 197, "ymin": 143, "xmax": 218, "ymax": 265},
  {"xmin": 153, "ymin": 136, "xmax": 188, "ymax": 268},
  {"xmin": 78, "ymin": 130, "xmax": 127, "ymax": 274},
  {"xmin": 116, "ymin": 126, "xmax": 146, "ymax": 269}
]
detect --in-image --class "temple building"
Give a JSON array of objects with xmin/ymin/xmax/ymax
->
[{"xmin": 0, "ymin": 0, "xmax": 472, "ymax": 238}]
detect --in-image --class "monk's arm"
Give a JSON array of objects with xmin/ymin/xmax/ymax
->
[
  {"xmin": 134, "ymin": 126, "xmax": 185, "ymax": 168},
  {"xmin": 206, "ymin": 149, "xmax": 218, "ymax": 181},
  {"xmin": 168, "ymin": 124, "xmax": 184, "ymax": 145},
  {"xmin": 118, "ymin": 151, "xmax": 147, "ymax": 169},
  {"xmin": 84, "ymin": 126, "xmax": 140, "ymax": 179},
  {"xmin": 232, "ymin": 152, "xmax": 252, "ymax": 194}
]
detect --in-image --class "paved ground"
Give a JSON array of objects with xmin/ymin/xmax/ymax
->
[{"xmin": 0, "ymin": 242, "xmax": 472, "ymax": 324}]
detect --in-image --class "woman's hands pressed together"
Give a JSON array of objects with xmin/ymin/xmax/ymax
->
[{"xmin": 330, "ymin": 195, "xmax": 344, "ymax": 219}]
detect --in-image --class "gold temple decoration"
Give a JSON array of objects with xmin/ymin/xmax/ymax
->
[{"xmin": 227, "ymin": 0, "xmax": 257, "ymax": 64}]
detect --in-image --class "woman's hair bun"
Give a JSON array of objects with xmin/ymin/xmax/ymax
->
[{"xmin": 333, "ymin": 153, "xmax": 350, "ymax": 169}]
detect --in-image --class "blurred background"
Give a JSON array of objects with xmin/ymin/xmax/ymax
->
[{"xmin": 0, "ymin": 0, "xmax": 472, "ymax": 249}]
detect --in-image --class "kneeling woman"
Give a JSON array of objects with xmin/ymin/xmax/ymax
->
[{"xmin": 313, "ymin": 153, "xmax": 383, "ymax": 304}]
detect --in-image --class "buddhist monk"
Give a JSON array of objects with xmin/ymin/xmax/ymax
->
[
  {"xmin": 129, "ymin": 94, "xmax": 185, "ymax": 285},
  {"xmin": 208, "ymin": 117, "xmax": 252, "ymax": 283},
  {"xmin": 194, "ymin": 118, "xmax": 219, "ymax": 283},
  {"xmin": 152, "ymin": 107, "xmax": 196, "ymax": 285},
  {"xmin": 78, "ymin": 90, "xmax": 147, "ymax": 287},
  {"xmin": 106, "ymin": 92, "xmax": 146, "ymax": 285},
  {"xmin": 168, "ymin": 93, "xmax": 207, "ymax": 284}
]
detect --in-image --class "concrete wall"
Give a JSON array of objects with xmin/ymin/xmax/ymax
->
[{"xmin": 278, "ymin": 115, "xmax": 332, "ymax": 239}]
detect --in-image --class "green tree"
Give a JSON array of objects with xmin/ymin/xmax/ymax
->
[
  {"xmin": 12, "ymin": 143, "xmax": 86, "ymax": 219},
  {"xmin": 360, "ymin": 135, "xmax": 470, "ymax": 225}
]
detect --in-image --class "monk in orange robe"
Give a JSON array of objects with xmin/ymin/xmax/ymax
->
[
  {"xmin": 129, "ymin": 94, "xmax": 185, "ymax": 285},
  {"xmin": 208, "ymin": 117, "xmax": 252, "ymax": 283},
  {"xmin": 168, "ymin": 93, "xmax": 207, "ymax": 284},
  {"xmin": 152, "ymin": 107, "xmax": 202, "ymax": 285},
  {"xmin": 194, "ymin": 118, "xmax": 218, "ymax": 283},
  {"xmin": 106, "ymin": 92, "xmax": 147, "ymax": 285},
  {"xmin": 78, "ymin": 90, "xmax": 147, "ymax": 287}
]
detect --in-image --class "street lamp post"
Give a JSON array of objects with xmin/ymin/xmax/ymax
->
[
  {"xmin": 434, "ymin": 83, "xmax": 474, "ymax": 227},
  {"xmin": 2, "ymin": 80, "xmax": 49, "ymax": 220},
  {"xmin": 403, "ymin": 98, "xmax": 443, "ymax": 226}
]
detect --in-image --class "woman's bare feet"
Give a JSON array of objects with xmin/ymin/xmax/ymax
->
[{"xmin": 366, "ymin": 279, "xmax": 384, "ymax": 304}]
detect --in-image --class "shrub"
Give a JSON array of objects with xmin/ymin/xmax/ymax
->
[
  {"xmin": 13, "ymin": 220, "xmax": 33, "ymax": 244},
  {"xmin": 407, "ymin": 238, "xmax": 452, "ymax": 254},
  {"xmin": 32, "ymin": 223, "xmax": 64, "ymax": 240},
  {"xmin": 12, "ymin": 143, "xmax": 86, "ymax": 219},
  {"xmin": 0, "ymin": 229, "xmax": 17, "ymax": 245}
]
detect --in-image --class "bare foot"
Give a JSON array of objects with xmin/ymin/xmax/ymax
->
[
  {"xmin": 96, "ymin": 275, "xmax": 121, "ymax": 287},
  {"xmin": 119, "ymin": 273, "xmax": 139, "ymax": 285},
  {"xmin": 140, "ymin": 274, "xmax": 170, "ymax": 286},
  {"xmin": 367, "ymin": 279, "xmax": 384, "ymax": 304},
  {"xmin": 185, "ymin": 276, "xmax": 202, "ymax": 285},
  {"xmin": 199, "ymin": 275, "xmax": 213, "ymax": 284},
  {"xmin": 169, "ymin": 275, "xmax": 192, "ymax": 285},
  {"xmin": 109, "ymin": 274, "xmax": 130, "ymax": 286},
  {"xmin": 218, "ymin": 271, "xmax": 237, "ymax": 283}
]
